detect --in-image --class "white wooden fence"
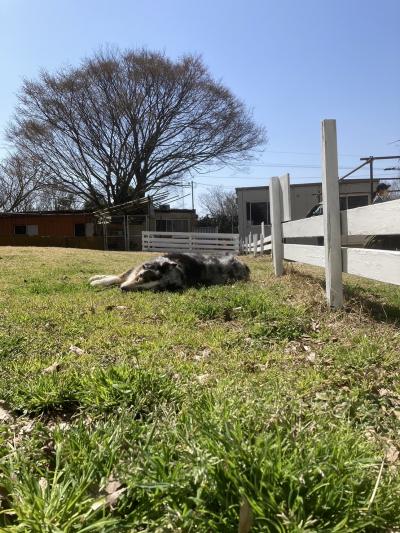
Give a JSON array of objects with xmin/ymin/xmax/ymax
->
[
  {"xmin": 142, "ymin": 231, "xmax": 240, "ymax": 255},
  {"xmin": 244, "ymin": 120, "xmax": 400, "ymax": 308},
  {"xmin": 243, "ymin": 224, "xmax": 272, "ymax": 255}
]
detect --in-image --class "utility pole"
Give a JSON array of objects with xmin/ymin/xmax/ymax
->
[{"xmin": 191, "ymin": 181, "xmax": 194, "ymax": 210}]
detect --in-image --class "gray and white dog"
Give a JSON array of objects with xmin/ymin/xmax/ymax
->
[{"xmin": 89, "ymin": 253, "xmax": 250, "ymax": 291}]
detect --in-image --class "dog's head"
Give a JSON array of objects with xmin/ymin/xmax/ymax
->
[{"xmin": 120, "ymin": 258, "xmax": 182, "ymax": 291}]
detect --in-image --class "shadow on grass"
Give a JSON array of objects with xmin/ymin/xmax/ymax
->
[{"xmin": 285, "ymin": 267, "xmax": 400, "ymax": 326}]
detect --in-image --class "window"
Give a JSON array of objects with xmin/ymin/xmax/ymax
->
[
  {"xmin": 348, "ymin": 195, "xmax": 368, "ymax": 209},
  {"xmin": 27, "ymin": 225, "xmax": 38, "ymax": 236},
  {"xmin": 15, "ymin": 225, "xmax": 27, "ymax": 235},
  {"xmin": 156, "ymin": 219, "xmax": 190, "ymax": 232},
  {"xmin": 74, "ymin": 223, "xmax": 86, "ymax": 237},
  {"xmin": 340, "ymin": 195, "xmax": 369, "ymax": 210},
  {"xmin": 246, "ymin": 202, "xmax": 270, "ymax": 225}
]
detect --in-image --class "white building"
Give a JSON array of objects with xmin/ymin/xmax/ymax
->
[{"xmin": 236, "ymin": 178, "xmax": 377, "ymax": 240}]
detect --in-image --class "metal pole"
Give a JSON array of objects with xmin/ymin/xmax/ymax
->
[
  {"xmin": 126, "ymin": 215, "xmax": 130, "ymax": 251},
  {"xmin": 123, "ymin": 216, "xmax": 128, "ymax": 251},
  {"xmin": 370, "ymin": 158, "xmax": 374, "ymax": 203},
  {"xmin": 104, "ymin": 224, "xmax": 108, "ymax": 251},
  {"xmin": 191, "ymin": 181, "xmax": 194, "ymax": 211}
]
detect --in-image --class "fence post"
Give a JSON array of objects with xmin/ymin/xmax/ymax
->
[
  {"xmin": 253, "ymin": 234, "xmax": 258, "ymax": 256},
  {"xmin": 270, "ymin": 176, "xmax": 284, "ymax": 276},
  {"xmin": 321, "ymin": 119, "xmax": 343, "ymax": 308},
  {"xmin": 279, "ymin": 173, "xmax": 292, "ymax": 222},
  {"xmin": 248, "ymin": 232, "xmax": 252, "ymax": 254},
  {"xmin": 260, "ymin": 222, "xmax": 265, "ymax": 255}
]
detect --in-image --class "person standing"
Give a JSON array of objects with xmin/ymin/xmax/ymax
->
[{"xmin": 373, "ymin": 183, "xmax": 391, "ymax": 203}]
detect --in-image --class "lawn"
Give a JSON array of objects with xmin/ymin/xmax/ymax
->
[{"xmin": 0, "ymin": 246, "xmax": 399, "ymax": 532}]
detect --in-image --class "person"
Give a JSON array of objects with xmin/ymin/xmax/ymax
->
[{"xmin": 373, "ymin": 183, "xmax": 391, "ymax": 204}]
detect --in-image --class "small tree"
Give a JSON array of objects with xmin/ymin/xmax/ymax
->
[
  {"xmin": 8, "ymin": 49, "xmax": 266, "ymax": 208},
  {"xmin": 199, "ymin": 187, "xmax": 238, "ymax": 233}
]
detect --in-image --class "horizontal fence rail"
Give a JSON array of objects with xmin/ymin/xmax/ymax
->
[
  {"xmin": 283, "ymin": 244, "xmax": 400, "ymax": 286},
  {"xmin": 142, "ymin": 231, "xmax": 240, "ymax": 254},
  {"xmin": 281, "ymin": 198, "xmax": 400, "ymax": 239},
  {"xmin": 341, "ymin": 198, "xmax": 400, "ymax": 236}
]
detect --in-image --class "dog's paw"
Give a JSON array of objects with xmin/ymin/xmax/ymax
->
[{"xmin": 89, "ymin": 275, "xmax": 107, "ymax": 282}]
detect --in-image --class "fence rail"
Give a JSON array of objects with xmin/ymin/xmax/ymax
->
[
  {"xmin": 242, "ymin": 119, "xmax": 400, "ymax": 308},
  {"xmin": 142, "ymin": 231, "xmax": 240, "ymax": 254}
]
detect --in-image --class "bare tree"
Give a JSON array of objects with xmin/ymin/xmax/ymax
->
[
  {"xmin": 199, "ymin": 187, "xmax": 238, "ymax": 233},
  {"xmin": 7, "ymin": 49, "xmax": 266, "ymax": 208},
  {"xmin": 0, "ymin": 154, "xmax": 43, "ymax": 212},
  {"xmin": 34, "ymin": 189, "xmax": 81, "ymax": 211},
  {"xmin": 390, "ymin": 177, "xmax": 400, "ymax": 199}
]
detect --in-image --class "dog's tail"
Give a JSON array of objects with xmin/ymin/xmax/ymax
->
[{"xmin": 89, "ymin": 275, "xmax": 122, "ymax": 287}]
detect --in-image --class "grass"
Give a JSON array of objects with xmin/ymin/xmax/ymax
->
[{"xmin": 0, "ymin": 246, "xmax": 399, "ymax": 531}]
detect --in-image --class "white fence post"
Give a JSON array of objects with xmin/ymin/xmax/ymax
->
[
  {"xmin": 253, "ymin": 234, "xmax": 258, "ymax": 257},
  {"xmin": 321, "ymin": 119, "xmax": 343, "ymax": 308},
  {"xmin": 260, "ymin": 222, "xmax": 265, "ymax": 255},
  {"xmin": 270, "ymin": 176, "xmax": 284, "ymax": 276},
  {"xmin": 279, "ymin": 173, "xmax": 292, "ymax": 222}
]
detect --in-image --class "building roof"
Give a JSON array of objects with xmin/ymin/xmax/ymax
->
[
  {"xmin": 154, "ymin": 208, "xmax": 195, "ymax": 213},
  {"xmin": 0, "ymin": 210, "xmax": 92, "ymax": 218},
  {"xmin": 235, "ymin": 178, "xmax": 379, "ymax": 192},
  {"xmin": 0, "ymin": 207, "xmax": 196, "ymax": 219}
]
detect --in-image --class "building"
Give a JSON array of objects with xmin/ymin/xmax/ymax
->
[
  {"xmin": 0, "ymin": 210, "xmax": 101, "ymax": 249},
  {"xmin": 236, "ymin": 178, "xmax": 378, "ymax": 241},
  {"xmin": 0, "ymin": 201, "xmax": 197, "ymax": 250}
]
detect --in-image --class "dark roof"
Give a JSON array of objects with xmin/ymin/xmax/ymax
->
[
  {"xmin": 0, "ymin": 209, "xmax": 93, "ymax": 218},
  {"xmin": 0, "ymin": 207, "xmax": 196, "ymax": 218},
  {"xmin": 154, "ymin": 208, "xmax": 195, "ymax": 213}
]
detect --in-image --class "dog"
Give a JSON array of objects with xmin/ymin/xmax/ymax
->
[{"xmin": 89, "ymin": 253, "xmax": 250, "ymax": 291}]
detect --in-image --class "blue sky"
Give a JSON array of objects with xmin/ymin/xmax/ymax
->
[{"xmin": 0, "ymin": 0, "xmax": 399, "ymax": 210}]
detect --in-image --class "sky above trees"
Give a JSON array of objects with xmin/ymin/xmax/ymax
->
[{"xmin": 0, "ymin": 0, "xmax": 399, "ymax": 210}]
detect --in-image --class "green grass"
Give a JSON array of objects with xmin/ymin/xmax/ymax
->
[{"xmin": 0, "ymin": 246, "xmax": 399, "ymax": 531}]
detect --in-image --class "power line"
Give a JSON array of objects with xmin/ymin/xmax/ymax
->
[
  {"xmin": 261, "ymin": 150, "xmax": 362, "ymax": 158},
  {"xmin": 227, "ymin": 163, "xmax": 392, "ymax": 170},
  {"xmin": 191, "ymin": 171, "xmax": 395, "ymax": 180}
]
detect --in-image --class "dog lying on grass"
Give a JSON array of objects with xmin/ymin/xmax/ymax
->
[{"xmin": 89, "ymin": 253, "xmax": 250, "ymax": 291}]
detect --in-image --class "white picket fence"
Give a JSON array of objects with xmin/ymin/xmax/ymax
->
[
  {"xmin": 142, "ymin": 231, "xmax": 240, "ymax": 255},
  {"xmin": 243, "ymin": 223, "xmax": 272, "ymax": 255},
  {"xmin": 244, "ymin": 120, "xmax": 400, "ymax": 309}
]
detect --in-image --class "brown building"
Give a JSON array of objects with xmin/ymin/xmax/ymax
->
[{"xmin": 0, "ymin": 205, "xmax": 197, "ymax": 250}]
